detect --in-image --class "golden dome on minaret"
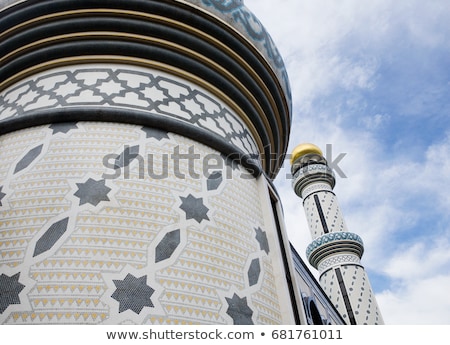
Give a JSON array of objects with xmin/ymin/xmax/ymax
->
[{"xmin": 290, "ymin": 143, "xmax": 323, "ymax": 165}]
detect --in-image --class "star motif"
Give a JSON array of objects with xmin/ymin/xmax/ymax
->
[
  {"xmin": 74, "ymin": 178, "xmax": 111, "ymax": 206},
  {"xmin": 0, "ymin": 186, "xmax": 6, "ymax": 206},
  {"xmin": 179, "ymin": 194, "xmax": 210, "ymax": 223},
  {"xmin": 225, "ymin": 293, "xmax": 254, "ymax": 325},
  {"xmin": 49, "ymin": 122, "xmax": 78, "ymax": 134},
  {"xmin": 111, "ymin": 274, "xmax": 154, "ymax": 314},
  {"xmin": 142, "ymin": 127, "xmax": 169, "ymax": 140},
  {"xmin": 255, "ymin": 227, "xmax": 270, "ymax": 254},
  {"xmin": 0, "ymin": 273, "xmax": 25, "ymax": 314}
]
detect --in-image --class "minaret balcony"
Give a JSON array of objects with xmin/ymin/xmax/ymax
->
[
  {"xmin": 292, "ymin": 163, "xmax": 336, "ymax": 197},
  {"xmin": 306, "ymin": 232, "xmax": 364, "ymax": 269}
]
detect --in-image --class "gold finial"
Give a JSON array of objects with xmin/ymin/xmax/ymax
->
[{"xmin": 290, "ymin": 143, "xmax": 323, "ymax": 165}]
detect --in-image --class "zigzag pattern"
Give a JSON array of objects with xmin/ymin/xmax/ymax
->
[{"xmin": 0, "ymin": 122, "xmax": 284, "ymax": 324}]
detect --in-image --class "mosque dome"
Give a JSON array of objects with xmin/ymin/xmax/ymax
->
[
  {"xmin": 184, "ymin": 0, "xmax": 291, "ymax": 105},
  {"xmin": 290, "ymin": 143, "xmax": 324, "ymax": 164}
]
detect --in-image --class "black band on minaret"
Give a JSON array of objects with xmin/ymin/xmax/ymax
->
[
  {"xmin": 335, "ymin": 268, "xmax": 357, "ymax": 325},
  {"xmin": 314, "ymin": 194, "xmax": 329, "ymax": 234}
]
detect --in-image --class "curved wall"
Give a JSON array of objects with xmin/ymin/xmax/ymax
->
[{"xmin": 0, "ymin": 64, "xmax": 295, "ymax": 324}]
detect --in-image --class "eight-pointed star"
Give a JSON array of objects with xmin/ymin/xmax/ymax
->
[
  {"xmin": 74, "ymin": 178, "xmax": 111, "ymax": 206},
  {"xmin": 179, "ymin": 194, "xmax": 210, "ymax": 223},
  {"xmin": 225, "ymin": 293, "xmax": 254, "ymax": 325},
  {"xmin": 111, "ymin": 273, "xmax": 154, "ymax": 314},
  {"xmin": 0, "ymin": 273, "xmax": 25, "ymax": 314}
]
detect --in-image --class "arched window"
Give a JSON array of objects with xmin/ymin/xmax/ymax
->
[
  {"xmin": 302, "ymin": 296, "xmax": 324, "ymax": 325},
  {"xmin": 309, "ymin": 299, "xmax": 324, "ymax": 325}
]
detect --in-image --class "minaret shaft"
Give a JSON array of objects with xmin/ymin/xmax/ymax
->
[
  {"xmin": 303, "ymin": 186, "xmax": 347, "ymax": 238},
  {"xmin": 291, "ymin": 145, "xmax": 383, "ymax": 325}
]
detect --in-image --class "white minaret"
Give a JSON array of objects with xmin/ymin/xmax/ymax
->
[{"xmin": 291, "ymin": 143, "xmax": 383, "ymax": 325}]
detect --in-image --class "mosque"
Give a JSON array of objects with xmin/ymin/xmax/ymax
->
[{"xmin": 0, "ymin": 0, "xmax": 383, "ymax": 325}]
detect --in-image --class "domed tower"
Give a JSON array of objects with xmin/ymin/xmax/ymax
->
[
  {"xmin": 0, "ymin": 0, "xmax": 299, "ymax": 324},
  {"xmin": 291, "ymin": 143, "xmax": 384, "ymax": 324}
]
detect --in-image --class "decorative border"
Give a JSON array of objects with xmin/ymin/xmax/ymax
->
[
  {"xmin": 306, "ymin": 232, "xmax": 364, "ymax": 269},
  {"xmin": 317, "ymin": 254, "xmax": 361, "ymax": 273},
  {"xmin": 292, "ymin": 164, "xmax": 336, "ymax": 197},
  {"xmin": 306, "ymin": 232, "xmax": 364, "ymax": 257},
  {"xmin": 0, "ymin": 64, "xmax": 263, "ymax": 176}
]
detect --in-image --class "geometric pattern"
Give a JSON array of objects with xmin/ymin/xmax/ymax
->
[
  {"xmin": 0, "ymin": 65, "xmax": 259, "ymax": 159},
  {"xmin": 155, "ymin": 229, "xmax": 181, "ymax": 263},
  {"xmin": 74, "ymin": 178, "xmax": 112, "ymax": 206},
  {"xmin": 13, "ymin": 144, "xmax": 43, "ymax": 174},
  {"xmin": 33, "ymin": 217, "xmax": 69, "ymax": 257},
  {"xmin": 255, "ymin": 227, "xmax": 270, "ymax": 255},
  {"xmin": 320, "ymin": 265, "xmax": 383, "ymax": 325},
  {"xmin": 0, "ymin": 0, "xmax": 301, "ymax": 325},
  {"xmin": 299, "ymin": 171, "xmax": 382, "ymax": 324},
  {"xmin": 225, "ymin": 293, "xmax": 254, "ymax": 325},
  {"xmin": 0, "ymin": 121, "xmax": 286, "ymax": 325},
  {"xmin": 111, "ymin": 274, "xmax": 154, "ymax": 314},
  {"xmin": 179, "ymin": 194, "xmax": 210, "ymax": 224},
  {"xmin": 142, "ymin": 127, "xmax": 170, "ymax": 141},
  {"xmin": 49, "ymin": 122, "xmax": 78, "ymax": 134},
  {"xmin": 318, "ymin": 254, "xmax": 361, "ymax": 273},
  {"xmin": 306, "ymin": 232, "xmax": 364, "ymax": 259},
  {"xmin": 303, "ymin": 190, "xmax": 347, "ymax": 238},
  {"xmin": 0, "ymin": 273, "xmax": 25, "ymax": 314},
  {"xmin": 248, "ymin": 258, "xmax": 261, "ymax": 286},
  {"xmin": 300, "ymin": 183, "xmax": 333, "ymax": 199}
]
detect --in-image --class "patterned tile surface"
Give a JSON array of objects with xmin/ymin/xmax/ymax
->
[{"xmin": 0, "ymin": 122, "xmax": 286, "ymax": 324}]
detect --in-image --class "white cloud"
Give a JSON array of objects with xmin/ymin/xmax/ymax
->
[
  {"xmin": 246, "ymin": 0, "xmax": 450, "ymax": 324},
  {"xmin": 377, "ymin": 274, "xmax": 450, "ymax": 324},
  {"xmin": 384, "ymin": 240, "xmax": 450, "ymax": 281},
  {"xmin": 359, "ymin": 113, "xmax": 391, "ymax": 130}
]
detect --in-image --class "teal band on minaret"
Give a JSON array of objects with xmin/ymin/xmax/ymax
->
[{"xmin": 291, "ymin": 143, "xmax": 384, "ymax": 325}]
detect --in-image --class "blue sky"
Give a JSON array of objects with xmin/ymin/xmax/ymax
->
[{"xmin": 246, "ymin": 0, "xmax": 450, "ymax": 324}]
